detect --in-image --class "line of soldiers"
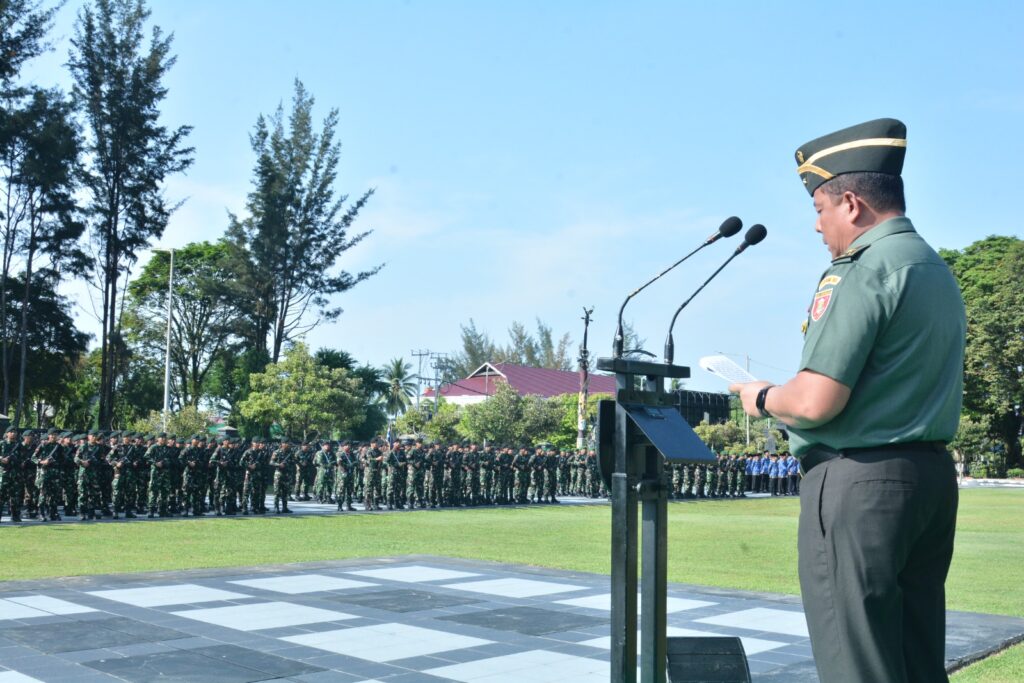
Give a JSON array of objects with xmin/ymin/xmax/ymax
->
[
  {"xmin": 665, "ymin": 452, "xmax": 800, "ymax": 500},
  {"xmin": 0, "ymin": 425, "xmax": 800, "ymax": 524},
  {"xmin": 0, "ymin": 429, "xmax": 612, "ymax": 522}
]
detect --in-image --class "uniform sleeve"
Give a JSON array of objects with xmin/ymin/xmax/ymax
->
[{"xmin": 799, "ymin": 264, "xmax": 889, "ymax": 388}]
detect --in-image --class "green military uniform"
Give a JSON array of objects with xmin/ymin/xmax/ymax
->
[
  {"xmin": 313, "ymin": 442, "xmax": 334, "ymax": 504},
  {"xmin": 32, "ymin": 434, "xmax": 63, "ymax": 521},
  {"xmin": 180, "ymin": 437, "xmax": 206, "ymax": 516},
  {"xmin": 0, "ymin": 428, "xmax": 23, "ymax": 522},
  {"xmin": 334, "ymin": 442, "xmax": 357, "ymax": 511},
  {"xmin": 788, "ymin": 118, "xmax": 964, "ymax": 683},
  {"xmin": 269, "ymin": 442, "xmax": 294, "ymax": 513},
  {"xmin": 145, "ymin": 435, "xmax": 172, "ymax": 517},
  {"xmin": 61, "ymin": 435, "xmax": 79, "ymax": 515},
  {"xmin": 427, "ymin": 444, "xmax": 445, "ymax": 507},
  {"xmin": 386, "ymin": 443, "xmax": 406, "ymax": 509},
  {"xmin": 75, "ymin": 433, "xmax": 105, "ymax": 519},
  {"xmin": 405, "ymin": 441, "xmax": 427, "ymax": 508},
  {"xmin": 108, "ymin": 437, "xmax": 133, "ymax": 518},
  {"xmin": 363, "ymin": 442, "xmax": 384, "ymax": 510}
]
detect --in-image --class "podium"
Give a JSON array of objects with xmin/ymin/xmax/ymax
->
[{"xmin": 596, "ymin": 357, "xmax": 718, "ymax": 683}]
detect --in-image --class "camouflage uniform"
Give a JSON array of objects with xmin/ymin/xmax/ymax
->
[
  {"xmin": 295, "ymin": 443, "xmax": 315, "ymax": 501},
  {"xmin": 108, "ymin": 438, "xmax": 135, "ymax": 518},
  {"xmin": 544, "ymin": 449, "xmax": 559, "ymax": 503},
  {"xmin": 427, "ymin": 445, "xmax": 445, "ymax": 508},
  {"xmin": 445, "ymin": 446, "xmax": 463, "ymax": 507},
  {"xmin": 269, "ymin": 443, "xmax": 294, "ymax": 513},
  {"xmin": 362, "ymin": 442, "xmax": 384, "ymax": 510},
  {"xmin": 334, "ymin": 443, "xmax": 356, "ymax": 511},
  {"xmin": 478, "ymin": 446, "xmax": 495, "ymax": 505},
  {"xmin": 0, "ymin": 430, "xmax": 24, "ymax": 522},
  {"xmin": 145, "ymin": 436, "xmax": 173, "ymax": 517},
  {"xmin": 313, "ymin": 443, "xmax": 335, "ymax": 504},
  {"xmin": 463, "ymin": 446, "xmax": 480, "ymax": 506},
  {"xmin": 32, "ymin": 436, "xmax": 63, "ymax": 521},
  {"xmin": 76, "ymin": 434, "xmax": 105, "ymax": 519},
  {"xmin": 386, "ymin": 443, "xmax": 406, "ymax": 509},
  {"xmin": 180, "ymin": 438, "xmax": 208, "ymax": 516},
  {"xmin": 405, "ymin": 442, "xmax": 427, "ymax": 508}
]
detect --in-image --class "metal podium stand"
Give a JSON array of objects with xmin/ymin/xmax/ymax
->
[{"xmin": 596, "ymin": 357, "xmax": 717, "ymax": 683}]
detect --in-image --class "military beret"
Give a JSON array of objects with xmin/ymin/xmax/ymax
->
[
  {"xmin": 4, "ymin": 426, "xmax": 16, "ymax": 434},
  {"xmin": 21, "ymin": 429, "xmax": 34, "ymax": 437},
  {"xmin": 88, "ymin": 429, "xmax": 99, "ymax": 436},
  {"xmin": 46, "ymin": 427, "xmax": 58, "ymax": 434},
  {"xmin": 157, "ymin": 432, "xmax": 167, "ymax": 438},
  {"xmin": 795, "ymin": 117, "xmax": 907, "ymax": 196}
]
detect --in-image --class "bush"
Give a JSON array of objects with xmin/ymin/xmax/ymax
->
[
  {"xmin": 969, "ymin": 463, "xmax": 990, "ymax": 479},
  {"xmin": 1006, "ymin": 468, "xmax": 1024, "ymax": 479}
]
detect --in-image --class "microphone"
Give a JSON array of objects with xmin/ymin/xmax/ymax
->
[
  {"xmin": 663, "ymin": 224, "xmax": 767, "ymax": 364},
  {"xmin": 704, "ymin": 215, "xmax": 743, "ymax": 245},
  {"xmin": 613, "ymin": 217, "xmax": 742, "ymax": 357}
]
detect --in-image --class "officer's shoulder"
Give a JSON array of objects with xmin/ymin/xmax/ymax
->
[{"xmin": 831, "ymin": 243, "xmax": 871, "ymax": 264}]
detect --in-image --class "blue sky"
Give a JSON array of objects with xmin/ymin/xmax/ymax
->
[{"xmin": 24, "ymin": 0, "xmax": 1024, "ymax": 392}]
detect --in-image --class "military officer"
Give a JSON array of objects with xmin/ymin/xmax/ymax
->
[{"xmin": 732, "ymin": 118, "xmax": 964, "ymax": 683}]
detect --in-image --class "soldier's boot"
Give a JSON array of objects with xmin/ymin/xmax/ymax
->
[
  {"xmin": 274, "ymin": 496, "xmax": 281, "ymax": 514},
  {"xmin": 126, "ymin": 508, "xmax": 136, "ymax": 518},
  {"xmin": 147, "ymin": 507, "xmax": 156, "ymax": 518},
  {"xmin": 346, "ymin": 503, "xmax": 355, "ymax": 511},
  {"xmin": 112, "ymin": 509, "xmax": 119, "ymax": 519},
  {"xmin": 281, "ymin": 504, "xmax": 292, "ymax": 513},
  {"xmin": 101, "ymin": 506, "xmax": 113, "ymax": 517}
]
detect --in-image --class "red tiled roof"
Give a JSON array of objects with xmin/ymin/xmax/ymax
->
[{"xmin": 424, "ymin": 362, "xmax": 616, "ymax": 399}]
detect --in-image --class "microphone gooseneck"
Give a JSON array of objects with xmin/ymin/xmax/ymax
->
[
  {"xmin": 613, "ymin": 217, "xmax": 742, "ymax": 357},
  {"xmin": 663, "ymin": 224, "xmax": 768, "ymax": 363}
]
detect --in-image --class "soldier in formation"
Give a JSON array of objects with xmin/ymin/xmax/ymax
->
[{"xmin": 1, "ymin": 429, "xmax": 801, "ymax": 524}]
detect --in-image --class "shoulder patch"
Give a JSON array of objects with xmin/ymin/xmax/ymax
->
[
  {"xmin": 818, "ymin": 274, "xmax": 842, "ymax": 290},
  {"xmin": 811, "ymin": 288, "xmax": 833, "ymax": 321},
  {"xmin": 832, "ymin": 244, "xmax": 870, "ymax": 263}
]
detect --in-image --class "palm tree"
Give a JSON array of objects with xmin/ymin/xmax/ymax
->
[
  {"xmin": 384, "ymin": 357, "xmax": 417, "ymax": 418},
  {"xmin": 382, "ymin": 358, "xmax": 417, "ymax": 421}
]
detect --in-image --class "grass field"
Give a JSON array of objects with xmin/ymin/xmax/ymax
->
[{"xmin": 2, "ymin": 488, "xmax": 1022, "ymax": 679}]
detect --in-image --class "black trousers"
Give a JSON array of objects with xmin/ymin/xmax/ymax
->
[{"xmin": 798, "ymin": 447, "xmax": 957, "ymax": 683}]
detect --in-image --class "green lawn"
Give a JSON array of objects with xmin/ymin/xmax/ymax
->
[{"xmin": 2, "ymin": 488, "xmax": 1021, "ymax": 678}]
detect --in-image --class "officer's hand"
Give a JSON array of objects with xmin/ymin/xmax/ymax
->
[{"xmin": 729, "ymin": 381, "xmax": 773, "ymax": 418}]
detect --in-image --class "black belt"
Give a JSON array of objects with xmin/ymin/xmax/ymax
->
[{"xmin": 800, "ymin": 441, "xmax": 947, "ymax": 475}]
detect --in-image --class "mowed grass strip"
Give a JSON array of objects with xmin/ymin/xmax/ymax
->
[
  {"xmin": 2, "ymin": 489, "xmax": 1020, "ymax": 618},
  {"xmin": 952, "ymin": 641, "xmax": 1024, "ymax": 682}
]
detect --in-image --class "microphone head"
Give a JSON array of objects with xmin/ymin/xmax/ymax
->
[
  {"xmin": 718, "ymin": 216, "xmax": 743, "ymax": 238},
  {"xmin": 744, "ymin": 224, "xmax": 767, "ymax": 246}
]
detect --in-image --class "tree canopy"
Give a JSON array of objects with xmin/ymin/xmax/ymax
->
[
  {"xmin": 942, "ymin": 236, "xmax": 1024, "ymax": 470},
  {"xmin": 238, "ymin": 342, "xmax": 365, "ymax": 440}
]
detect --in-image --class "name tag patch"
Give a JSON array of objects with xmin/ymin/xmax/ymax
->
[
  {"xmin": 811, "ymin": 288, "xmax": 833, "ymax": 321},
  {"xmin": 818, "ymin": 274, "xmax": 842, "ymax": 290}
]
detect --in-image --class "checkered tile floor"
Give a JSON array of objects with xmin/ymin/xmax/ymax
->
[{"xmin": 0, "ymin": 557, "xmax": 1020, "ymax": 682}]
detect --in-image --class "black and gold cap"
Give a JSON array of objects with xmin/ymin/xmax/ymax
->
[{"xmin": 795, "ymin": 118, "xmax": 907, "ymax": 195}]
